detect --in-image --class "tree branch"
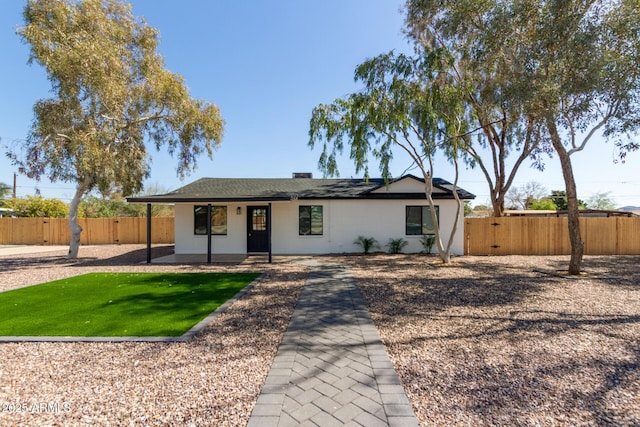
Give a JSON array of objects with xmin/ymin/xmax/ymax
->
[{"xmin": 567, "ymin": 104, "xmax": 617, "ymax": 156}]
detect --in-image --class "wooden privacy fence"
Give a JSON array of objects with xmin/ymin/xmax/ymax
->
[
  {"xmin": 0, "ymin": 217, "xmax": 174, "ymax": 245},
  {"xmin": 4, "ymin": 216, "xmax": 638, "ymax": 254},
  {"xmin": 465, "ymin": 217, "xmax": 640, "ymax": 255}
]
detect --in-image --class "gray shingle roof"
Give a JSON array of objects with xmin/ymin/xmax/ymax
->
[{"xmin": 127, "ymin": 175, "xmax": 475, "ymax": 203}]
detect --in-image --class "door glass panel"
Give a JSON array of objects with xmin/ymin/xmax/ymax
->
[{"xmin": 252, "ymin": 208, "xmax": 267, "ymax": 231}]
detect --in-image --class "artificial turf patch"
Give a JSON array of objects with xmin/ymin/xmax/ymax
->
[{"xmin": 0, "ymin": 272, "xmax": 261, "ymax": 337}]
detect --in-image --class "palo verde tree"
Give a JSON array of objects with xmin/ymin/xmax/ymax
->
[
  {"xmin": 12, "ymin": 0, "xmax": 224, "ymax": 258},
  {"xmin": 406, "ymin": 0, "xmax": 640, "ymax": 274},
  {"xmin": 309, "ymin": 51, "xmax": 469, "ymax": 264}
]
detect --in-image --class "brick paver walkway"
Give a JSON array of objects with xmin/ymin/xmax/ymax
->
[{"xmin": 248, "ymin": 263, "xmax": 419, "ymax": 426}]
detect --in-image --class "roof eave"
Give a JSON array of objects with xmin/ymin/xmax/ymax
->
[
  {"xmin": 128, "ymin": 193, "xmax": 475, "ymax": 204},
  {"xmin": 126, "ymin": 196, "xmax": 294, "ymax": 204}
]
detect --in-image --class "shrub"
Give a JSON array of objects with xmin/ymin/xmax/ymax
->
[
  {"xmin": 387, "ymin": 238, "xmax": 408, "ymax": 254},
  {"xmin": 80, "ymin": 197, "xmax": 142, "ymax": 218},
  {"xmin": 353, "ymin": 235, "xmax": 379, "ymax": 255},
  {"xmin": 420, "ymin": 234, "xmax": 436, "ymax": 254},
  {"xmin": 3, "ymin": 196, "xmax": 68, "ymax": 218}
]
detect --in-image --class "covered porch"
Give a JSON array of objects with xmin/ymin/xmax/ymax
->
[{"xmin": 137, "ymin": 202, "xmax": 276, "ymax": 264}]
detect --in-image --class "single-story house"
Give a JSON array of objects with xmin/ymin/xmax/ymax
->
[{"xmin": 127, "ymin": 173, "xmax": 475, "ymax": 262}]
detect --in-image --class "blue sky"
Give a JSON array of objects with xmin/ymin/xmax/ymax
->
[{"xmin": 1, "ymin": 0, "xmax": 639, "ymax": 207}]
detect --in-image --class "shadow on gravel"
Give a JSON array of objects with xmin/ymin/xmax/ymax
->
[
  {"xmin": 348, "ymin": 254, "xmax": 640, "ymax": 426},
  {"xmin": 353, "ymin": 263, "xmax": 548, "ymax": 319},
  {"xmin": 73, "ymin": 245, "xmax": 175, "ymax": 267},
  {"xmin": 0, "ymin": 245, "xmax": 176, "ymax": 273},
  {"xmin": 0, "ymin": 253, "xmax": 73, "ymax": 273},
  {"xmin": 403, "ymin": 311, "xmax": 640, "ymax": 342},
  {"xmin": 399, "ymin": 339, "xmax": 640, "ymax": 426},
  {"xmin": 581, "ymin": 255, "xmax": 640, "ymax": 288}
]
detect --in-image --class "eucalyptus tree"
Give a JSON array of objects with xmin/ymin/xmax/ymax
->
[
  {"xmin": 403, "ymin": 1, "xmax": 547, "ymax": 218},
  {"xmin": 11, "ymin": 0, "xmax": 224, "ymax": 258},
  {"xmin": 406, "ymin": 0, "xmax": 640, "ymax": 274},
  {"xmin": 309, "ymin": 51, "xmax": 468, "ymax": 263}
]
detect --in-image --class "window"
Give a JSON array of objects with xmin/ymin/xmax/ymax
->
[
  {"xmin": 299, "ymin": 205, "xmax": 323, "ymax": 235},
  {"xmin": 406, "ymin": 205, "xmax": 439, "ymax": 235},
  {"xmin": 194, "ymin": 206, "xmax": 227, "ymax": 235},
  {"xmin": 251, "ymin": 208, "xmax": 267, "ymax": 231}
]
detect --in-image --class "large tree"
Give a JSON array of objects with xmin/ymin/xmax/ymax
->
[
  {"xmin": 404, "ymin": 1, "xmax": 548, "ymax": 218},
  {"xmin": 11, "ymin": 0, "xmax": 224, "ymax": 258},
  {"xmin": 406, "ymin": 0, "xmax": 640, "ymax": 274},
  {"xmin": 310, "ymin": 51, "xmax": 468, "ymax": 263}
]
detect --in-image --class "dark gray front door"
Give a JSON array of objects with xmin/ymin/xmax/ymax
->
[{"xmin": 247, "ymin": 206, "xmax": 269, "ymax": 252}]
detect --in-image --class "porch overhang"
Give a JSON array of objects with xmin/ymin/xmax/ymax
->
[{"xmin": 134, "ymin": 201, "xmax": 274, "ymax": 265}]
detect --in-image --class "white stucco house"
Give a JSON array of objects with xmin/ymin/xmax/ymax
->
[{"xmin": 127, "ymin": 174, "xmax": 474, "ymax": 262}]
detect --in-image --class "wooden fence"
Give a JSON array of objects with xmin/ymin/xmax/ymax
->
[
  {"xmin": 465, "ymin": 217, "xmax": 640, "ymax": 255},
  {"xmin": 3, "ymin": 216, "xmax": 639, "ymax": 255},
  {"xmin": 0, "ymin": 217, "xmax": 174, "ymax": 245}
]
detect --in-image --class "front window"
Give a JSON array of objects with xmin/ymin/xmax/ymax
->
[
  {"xmin": 194, "ymin": 206, "xmax": 227, "ymax": 235},
  {"xmin": 406, "ymin": 205, "xmax": 439, "ymax": 235},
  {"xmin": 299, "ymin": 205, "xmax": 323, "ymax": 235}
]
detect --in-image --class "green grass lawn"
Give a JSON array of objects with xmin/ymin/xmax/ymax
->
[{"xmin": 0, "ymin": 272, "xmax": 261, "ymax": 337}]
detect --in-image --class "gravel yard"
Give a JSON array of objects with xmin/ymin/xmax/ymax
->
[
  {"xmin": 347, "ymin": 254, "xmax": 640, "ymax": 426},
  {"xmin": 0, "ymin": 245, "xmax": 307, "ymax": 426},
  {"xmin": 1, "ymin": 246, "xmax": 638, "ymax": 426}
]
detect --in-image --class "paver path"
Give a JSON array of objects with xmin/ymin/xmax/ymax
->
[{"xmin": 248, "ymin": 263, "xmax": 419, "ymax": 426}]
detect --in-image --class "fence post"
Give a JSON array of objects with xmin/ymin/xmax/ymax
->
[
  {"xmin": 146, "ymin": 204, "xmax": 152, "ymax": 264},
  {"xmin": 207, "ymin": 204, "xmax": 212, "ymax": 264}
]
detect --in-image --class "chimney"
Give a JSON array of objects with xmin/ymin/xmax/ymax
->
[{"xmin": 292, "ymin": 172, "xmax": 313, "ymax": 179}]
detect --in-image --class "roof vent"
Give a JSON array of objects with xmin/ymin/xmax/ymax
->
[{"xmin": 292, "ymin": 172, "xmax": 313, "ymax": 179}]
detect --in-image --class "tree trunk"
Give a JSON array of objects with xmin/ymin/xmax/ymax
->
[
  {"xmin": 560, "ymin": 156, "xmax": 584, "ymax": 275},
  {"xmin": 418, "ymin": 150, "xmax": 464, "ymax": 264},
  {"xmin": 66, "ymin": 183, "xmax": 87, "ymax": 259},
  {"xmin": 430, "ymin": 191, "xmax": 451, "ymax": 264},
  {"xmin": 443, "ymin": 148, "xmax": 463, "ymax": 259},
  {"xmin": 419, "ymin": 157, "xmax": 451, "ymax": 264},
  {"xmin": 491, "ymin": 195, "xmax": 504, "ymax": 217},
  {"xmin": 547, "ymin": 119, "xmax": 584, "ymax": 274}
]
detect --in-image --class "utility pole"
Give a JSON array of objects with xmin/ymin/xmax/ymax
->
[{"xmin": 13, "ymin": 173, "xmax": 17, "ymax": 198}]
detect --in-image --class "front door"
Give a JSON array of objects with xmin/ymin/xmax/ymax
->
[{"xmin": 247, "ymin": 206, "xmax": 269, "ymax": 252}]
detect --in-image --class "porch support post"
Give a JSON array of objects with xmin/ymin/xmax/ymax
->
[
  {"xmin": 268, "ymin": 202, "xmax": 272, "ymax": 263},
  {"xmin": 146, "ymin": 203, "xmax": 152, "ymax": 264},
  {"xmin": 207, "ymin": 204, "xmax": 212, "ymax": 264}
]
